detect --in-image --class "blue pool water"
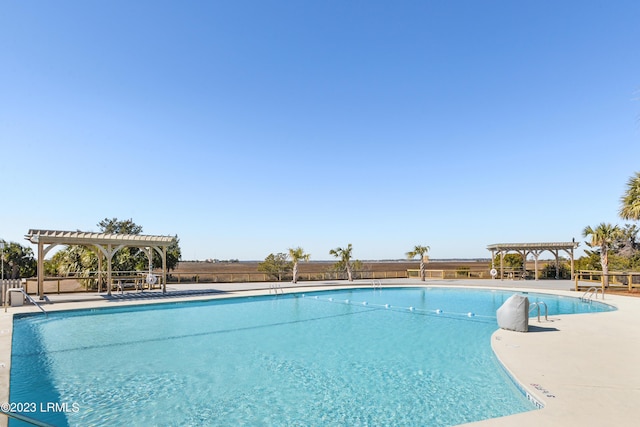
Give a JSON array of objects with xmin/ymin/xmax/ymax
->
[{"xmin": 9, "ymin": 288, "xmax": 614, "ymax": 426}]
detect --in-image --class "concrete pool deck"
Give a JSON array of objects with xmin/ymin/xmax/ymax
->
[{"xmin": 1, "ymin": 278, "xmax": 638, "ymax": 426}]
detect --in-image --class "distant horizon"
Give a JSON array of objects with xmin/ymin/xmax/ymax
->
[{"xmin": 179, "ymin": 257, "xmax": 545, "ymax": 264}]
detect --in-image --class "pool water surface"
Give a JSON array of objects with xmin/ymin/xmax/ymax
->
[{"xmin": 9, "ymin": 287, "xmax": 613, "ymax": 426}]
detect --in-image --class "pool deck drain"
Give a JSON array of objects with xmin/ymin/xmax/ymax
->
[{"xmin": 2, "ymin": 279, "xmax": 639, "ymax": 427}]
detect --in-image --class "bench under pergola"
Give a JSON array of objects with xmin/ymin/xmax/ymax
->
[
  {"xmin": 487, "ymin": 241, "xmax": 579, "ymax": 280},
  {"xmin": 25, "ymin": 229, "xmax": 176, "ymax": 298}
]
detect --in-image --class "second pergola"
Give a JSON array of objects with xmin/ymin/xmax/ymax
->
[{"xmin": 487, "ymin": 241, "xmax": 579, "ymax": 280}]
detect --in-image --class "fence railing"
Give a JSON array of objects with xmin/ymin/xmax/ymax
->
[
  {"xmin": 168, "ymin": 270, "xmax": 410, "ymax": 283},
  {"xmin": 575, "ymin": 270, "xmax": 640, "ymax": 291},
  {"xmin": 407, "ymin": 269, "xmax": 491, "ymax": 279},
  {"xmin": 19, "ymin": 271, "xmax": 165, "ymax": 294},
  {"xmin": 14, "ymin": 270, "xmax": 411, "ymax": 293},
  {"xmin": 15, "ymin": 267, "xmax": 571, "ymax": 294}
]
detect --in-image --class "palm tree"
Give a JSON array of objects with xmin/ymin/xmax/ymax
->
[
  {"xmin": 329, "ymin": 244, "xmax": 354, "ymax": 282},
  {"xmin": 620, "ymin": 172, "xmax": 640, "ymax": 221},
  {"xmin": 406, "ymin": 245, "xmax": 430, "ymax": 281},
  {"xmin": 4, "ymin": 242, "xmax": 36, "ymax": 279},
  {"xmin": 582, "ymin": 223, "xmax": 622, "ymax": 287},
  {"xmin": 288, "ymin": 247, "xmax": 310, "ymax": 284}
]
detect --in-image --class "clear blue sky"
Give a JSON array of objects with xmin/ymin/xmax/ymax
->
[{"xmin": 1, "ymin": 1, "xmax": 639, "ymax": 261}]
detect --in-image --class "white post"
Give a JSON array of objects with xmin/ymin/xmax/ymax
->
[{"xmin": 0, "ymin": 242, "xmax": 4, "ymax": 283}]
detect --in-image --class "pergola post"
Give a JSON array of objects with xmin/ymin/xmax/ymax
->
[
  {"xmin": 37, "ymin": 241, "xmax": 57, "ymax": 300},
  {"xmin": 530, "ymin": 250, "xmax": 541, "ymax": 281},
  {"xmin": 97, "ymin": 253, "xmax": 103, "ymax": 292},
  {"xmin": 107, "ymin": 244, "xmax": 113, "ymax": 296},
  {"xmin": 162, "ymin": 246, "xmax": 167, "ymax": 293},
  {"xmin": 37, "ymin": 239, "xmax": 44, "ymax": 299},
  {"xmin": 490, "ymin": 249, "xmax": 496, "ymax": 279},
  {"xmin": 551, "ymin": 250, "xmax": 560, "ymax": 279},
  {"xmin": 569, "ymin": 246, "xmax": 575, "ymax": 280},
  {"xmin": 517, "ymin": 250, "xmax": 527, "ymax": 279}
]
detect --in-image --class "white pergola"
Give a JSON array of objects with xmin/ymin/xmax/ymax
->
[
  {"xmin": 25, "ymin": 229, "xmax": 176, "ymax": 298},
  {"xmin": 487, "ymin": 241, "xmax": 579, "ymax": 280}
]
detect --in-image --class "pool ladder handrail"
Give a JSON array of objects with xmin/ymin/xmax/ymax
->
[
  {"xmin": 270, "ymin": 282, "xmax": 283, "ymax": 295},
  {"xmin": 529, "ymin": 301, "xmax": 548, "ymax": 322},
  {"xmin": 1, "ymin": 408, "xmax": 57, "ymax": 427},
  {"xmin": 372, "ymin": 279, "xmax": 382, "ymax": 289},
  {"xmin": 581, "ymin": 286, "xmax": 603, "ymax": 302},
  {"xmin": 3, "ymin": 287, "xmax": 47, "ymax": 316}
]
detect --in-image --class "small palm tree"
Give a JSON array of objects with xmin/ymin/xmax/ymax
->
[
  {"xmin": 620, "ymin": 171, "xmax": 640, "ymax": 221},
  {"xmin": 582, "ymin": 223, "xmax": 622, "ymax": 287},
  {"xmin": 288, "ymin": 247, "xmax": 310, "ymax": 284},
  {"xmin": 406, "ymin": 245, "xmax": 430, "ymax": 281},
  {"xmin": 329, "ymin": 244, "xmax": 354, "ymax": 282}
]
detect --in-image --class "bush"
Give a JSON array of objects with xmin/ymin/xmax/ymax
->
[
  {"xmin": 539, "ymin": 263, "xmax": 572, "ymax": 279},
  {"xmin": 455, "ymin": 267, "xmax": 470, "ymax": 278}
]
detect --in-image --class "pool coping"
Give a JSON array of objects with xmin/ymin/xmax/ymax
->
[{"xmin": 2, "ymin": 279, "xmax": 639, "ymax": 427}]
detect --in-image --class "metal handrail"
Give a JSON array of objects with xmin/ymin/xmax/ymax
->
[
  {"xmin": 529, "ymin": 301, "xmax": 548, "ymax": 322},
  {"xmin": 269, "ymin": 282, "xmax": 283, "ymax": 295},
  {"xmin": 581, "ymin": 286, "xmax": 603, "ymax": 302},
  {"xmin": 4, "ymin": 288, "xmax": 47, "ymax": 316},
  {"xmin": 0, "ymin": 409, "xmax": 57, "ymax": 427},
  {"xmin": 372, "ymin": 279, "xmax": 382, "ymax": 289}
]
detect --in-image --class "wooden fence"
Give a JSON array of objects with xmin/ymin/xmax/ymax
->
[
  {"xmin": 168, "ymin": 270, "xmax": 410, "ymax": 283},
  {"xmin": 16, "ymin": 268, "xmax": 493, "ymax": 294},
  {"xmin": 15, "ymin": 266, "xmax": 599, "ymax": 295},
  {"xmin": 407, "ymin": 269, "xmax": 491, "ymax": 279},
  {"xmin": 169, "ymin": 268, "xmax": 494, "ymax": 283},
  {"xmin": 17, "ymin": 270, "xmax": 411, "ymax": 293},
  {"xmin": 20, "ymin": 272, "xmax": 165, "ymax": 294},
  {"xmin": 574, "ymin": 270, "xmax": 640, "ymax": 291}
]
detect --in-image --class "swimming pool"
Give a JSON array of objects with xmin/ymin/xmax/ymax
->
[{"xmin": 8, "ymin": 287, "xmax": 613, "ymax": 426}]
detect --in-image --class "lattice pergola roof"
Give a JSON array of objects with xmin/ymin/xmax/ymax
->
[
  {"xmin": 486, "ymin": 242, "xmax": 578, "ymax": 252},
  {"xmin": 25, "ymin": 229, "xmax": 175, "ymax": 246}
]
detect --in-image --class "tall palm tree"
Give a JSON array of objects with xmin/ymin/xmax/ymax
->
[
  {"xmin": 582, "ymin": 223, "xmax": 622, "ymax": 287},
  {"xmin": 406, "ymin": 245, "xmax": 430, "ymax": 281},
  {"xmin": 329, "ymin": 243, "xmax": 354, "ymax": 282},
  {"xmin": 288, "ymin": 247, "xmax": 310, "ymax": 284},
  {"xmin": 620, "ymin": 172, "xmax": 640, "ymax": 221}
]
